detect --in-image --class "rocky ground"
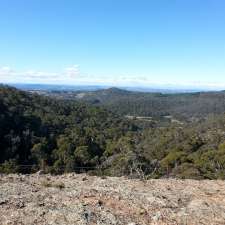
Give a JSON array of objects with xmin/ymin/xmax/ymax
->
[{"xmin": 0, "ymin": 173, "xmax": 225, "ymax": 225}]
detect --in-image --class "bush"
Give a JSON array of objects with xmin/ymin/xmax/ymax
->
[{"xmin": 0, "ymin": 159, "xmax": 19, "ymax": 174}]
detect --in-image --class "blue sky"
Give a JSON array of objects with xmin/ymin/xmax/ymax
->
[{"xmin": 0, "ymin": 0, "xmax": 225, "ymax": 88}]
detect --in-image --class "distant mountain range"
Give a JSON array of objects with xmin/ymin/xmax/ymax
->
[
  {"xmin": 9, "ymin": 84, "xmax": 225, "ymax": 122},
  {"xmin": 5, "ymin": 83, "xmax": 208, "ymax": 93}
]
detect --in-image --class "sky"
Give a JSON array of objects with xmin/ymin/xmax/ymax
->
[{"xmin": 0, "ymin": 0, "xmax": 225, "ymax": 89}]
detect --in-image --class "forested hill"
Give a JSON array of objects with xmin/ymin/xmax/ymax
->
[
  {"xmin": 46, "ymin": 87, "xmax": 225, "ymax": 121},
  {"xmin": 78, "ymin": 88, "xmax": 225, "ymax": 120},
  {"xmin": 0, "ymin": 86, "xmax": 137, "ymax": 173},
  {"xmin": 2, "ymin": 85, "xmax": 225, "ymax": 179}
]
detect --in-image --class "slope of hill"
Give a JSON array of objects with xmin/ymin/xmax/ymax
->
[
  {"xmin": 0, "ymin": 85, "xmax": 137, "ymax": 174},
  {"xmin": 2, "ymin": 85, "xmax": 225, "ymax": 179},
  {"xmin": 78, "ymin": 88, "xmax": 225, "ymax": 121},
  {"xmin": 1, "ymin": 173, "xmax": 225, "ymax": 225},
  {"xmin": 33, "ymin": 87, "xmax": 225, "ymax": 122}
]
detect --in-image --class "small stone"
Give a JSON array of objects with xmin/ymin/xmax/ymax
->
[
  {"xmin": 152, "ymin": 212, "xmax": 161, "ymax": 221},
  {"xmin": 36, "ymin": 170, "xmax": 45, "ymax": 175},
  {"xmin": 139, "ymin": 208, "xmax": 146, "ymax": 215},
  {"xmin": 98, "ymin": 199, "xmax": 103, "ymax": 206},
  {"xmin": 0, "ymin": 199, "xmax": 8, "ymax": 205},
  {"xmin": 82, "ymin": 177, "xmax": 88, "ymax": 181}
]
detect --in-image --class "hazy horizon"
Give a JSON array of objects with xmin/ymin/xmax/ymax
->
[{"xmin": 3, "ymin": 82, "xmax": 225, "ymax": 93}]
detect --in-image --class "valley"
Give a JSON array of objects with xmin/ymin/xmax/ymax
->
[{"xmin": 1, "ymin": 85, "xmax": 225, "ymax": 179}]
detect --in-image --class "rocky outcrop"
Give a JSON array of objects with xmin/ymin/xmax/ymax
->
[{"xmin": 0, "ymin": 173, "xmax": 225, "ymax": 225}]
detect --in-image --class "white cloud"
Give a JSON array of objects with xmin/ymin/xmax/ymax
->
[
  {"xmin": 0, "ymin": 66, "xmax": 14, "ymax": 76},
  {"xmin": 1, "ymin": 65, "xmax": 225, "ymax": 90},
  {"xmin": 24, "ymin": 70, "xmax": 58, "ymax": 79},
  {"xmin": 64, "ymin": 65, "xmax": 80, "ymax": 77},
  {"xmin": 0, "ymin": 65, "xmax": 81, "ymax": 84}
]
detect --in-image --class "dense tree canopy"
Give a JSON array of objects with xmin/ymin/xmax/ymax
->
[
  {"xmin": 1, "ymin": 85, "xmax": 225, "ymax": 179},
  {"xmin": 0, "ymin": 86, "xmax": 137, "ymax": 173},
  {"xmin": 39, "ymin": 87, "xmax": 225, "ymax": 122}
]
